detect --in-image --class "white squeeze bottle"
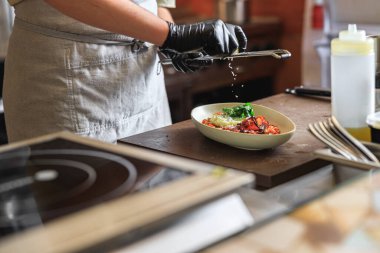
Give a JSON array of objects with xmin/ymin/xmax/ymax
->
[{"xmin": 331, "ymin": 24, "xmax": 375, "ymax": 141}]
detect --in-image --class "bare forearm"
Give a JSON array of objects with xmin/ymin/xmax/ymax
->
[{"xmin": 44, "ymin": 0, "xmax": 169, "ymax": 46}]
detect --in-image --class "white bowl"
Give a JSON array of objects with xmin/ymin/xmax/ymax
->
[{"xmin": 191, "ymin": 103, "xmax": 296, "ymax": 150}]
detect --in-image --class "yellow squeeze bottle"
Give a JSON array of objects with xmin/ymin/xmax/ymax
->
[{"xmin": 331, "ymin": 24, "xmax": 375, "ymax": 141}]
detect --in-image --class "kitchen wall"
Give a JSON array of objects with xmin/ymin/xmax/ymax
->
[
  {"xmin": 176, "ymin": 0, "xmax": 214, "ymax": 17},
  {"xmin": 175, "ymin": 0, "xmax": 306, "ymax": 93},
  {"xmin": 302, "ymin": 0, "xmax": 323, "ymax": 87}
]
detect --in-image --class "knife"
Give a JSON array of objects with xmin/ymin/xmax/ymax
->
[
  {"xmin": 285, "ymin": 86, "xmax": 331, "ymax": 97},
  {"xmin": 160, "ymin": 49, "xmax": 292, "ymax": 66}
]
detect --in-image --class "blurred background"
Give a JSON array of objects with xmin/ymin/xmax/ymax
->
[{"xmin": 0, "ymin": 0, "xmax": 13, "ymax": 144}]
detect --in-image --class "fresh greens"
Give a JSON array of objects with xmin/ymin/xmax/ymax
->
[{"xmin": 222, "ymin": 103, "xmax": 254, "ymax": 119}]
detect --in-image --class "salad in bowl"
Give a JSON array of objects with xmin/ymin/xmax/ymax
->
[{"xmin": 191, "ymin": 102, "xmax": 296, "ymax": 150}]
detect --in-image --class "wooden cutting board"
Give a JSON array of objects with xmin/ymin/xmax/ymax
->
[{"xmin": 120, "ymin": 94, "xmax": 332, "ymax": 188}]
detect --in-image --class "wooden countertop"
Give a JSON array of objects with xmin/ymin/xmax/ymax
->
[{"xmin": 119, "ymin": 93, "xmax": 332, "ymax": 189}]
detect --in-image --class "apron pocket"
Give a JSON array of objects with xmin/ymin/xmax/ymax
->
[{"xmin": 65, "ymin": 42, "xmax": 154, "ymax": 133}]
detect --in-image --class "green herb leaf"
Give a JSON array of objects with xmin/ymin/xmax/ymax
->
[{"xmin": 222, "ymin": 103, "xmax": 254, "ymax": 118}]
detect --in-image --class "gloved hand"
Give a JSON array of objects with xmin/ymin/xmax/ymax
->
[
  {"xmin": 160, "ymin": 49, "xmax": 213, "ymax": 73},
  {"xmin": 160, "ymin": 19, "xmax": 247, "ymax": 56}
]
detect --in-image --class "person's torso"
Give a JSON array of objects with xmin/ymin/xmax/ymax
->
[
  {"xmin": 4, "ymin": 0, "xmax": 174, "ymax": 142},
  {"xmin": 12, "ymin": 0, "xmax": 159, "ymax": 37}
]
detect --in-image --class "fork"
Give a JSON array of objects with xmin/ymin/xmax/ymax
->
[
  {"xmin": 308, "ymin": 116, "xmax": 380, "ymax": 164},
  {"xmin": 309, "ymin": 120, "xmax": 361, "ymax": 161}
]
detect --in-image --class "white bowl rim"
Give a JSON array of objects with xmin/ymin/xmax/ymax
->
[{"xmin": 191, "ymin": 102, "xmax": 297, "ymax": 136}]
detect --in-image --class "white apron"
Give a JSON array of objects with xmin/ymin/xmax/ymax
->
[{"xmin": 3, "ymin": 0, "xmax": 172, "ymax": 143}]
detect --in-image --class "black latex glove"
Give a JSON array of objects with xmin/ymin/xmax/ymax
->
[
  {"xmin": 160, "ymin": 19, "xmax": 247, "ymax": 56},
  {"xmin": 160, "ymin": 49, "xmax": 213, "ymax": 73}
]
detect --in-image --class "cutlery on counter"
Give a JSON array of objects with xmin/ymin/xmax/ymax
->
[{"xmin": 309, "ymin": 116, "xmax": 380, "ymax": 170}]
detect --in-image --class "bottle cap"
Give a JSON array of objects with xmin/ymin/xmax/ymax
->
[
  {"xmin": 339, "ymin": 24, "xmax": 366, "ymax": 41},
  {"xmin": 331, "ymin": 24, "xmax": 374, "ymax": 55}
]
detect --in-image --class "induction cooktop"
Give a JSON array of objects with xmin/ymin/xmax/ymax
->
[
  {"xmin": 0, "ymin": 132, "xmax": 254, "ymax": 253},
  {"xmin": 0, "ymin": 137, "xmax": 189, "ymax": 237}
]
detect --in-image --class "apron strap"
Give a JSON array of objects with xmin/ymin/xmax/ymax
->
[{"xmin": 15, "ymin": 17, "xmax": 145, "ymax": 48}]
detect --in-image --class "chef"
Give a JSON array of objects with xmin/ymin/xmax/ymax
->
[{"xmin": 3, "ymin": 0, "xmax": 247, "ymax": 143}]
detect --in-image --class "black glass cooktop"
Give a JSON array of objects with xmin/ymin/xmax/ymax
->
[{"xmin": 0, "ymin": 138, "xmax": 190, "ymax": 237}]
